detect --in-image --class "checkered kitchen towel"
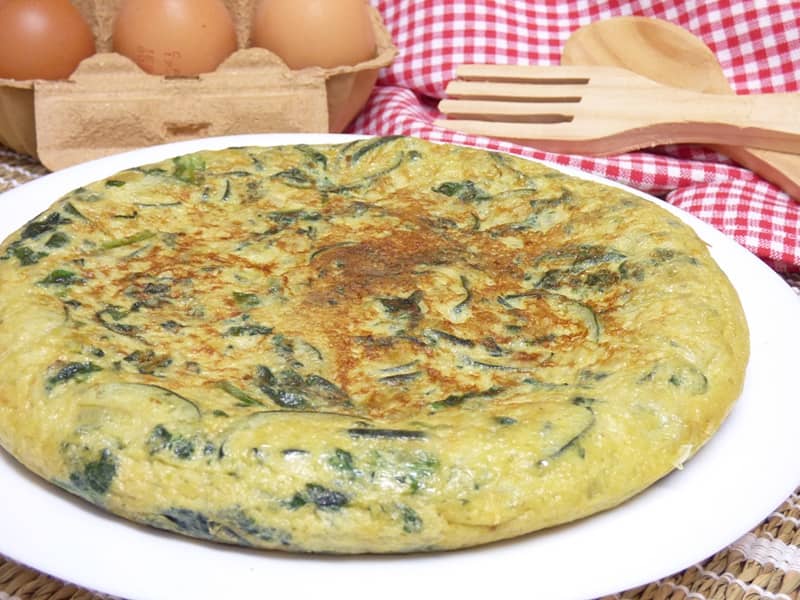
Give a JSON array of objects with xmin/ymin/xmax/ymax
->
[{"xmin": 351, "ymin": 0, "xmax": 800, "ymax": 271}]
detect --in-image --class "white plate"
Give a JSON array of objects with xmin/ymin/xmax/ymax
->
[{"xmin": 1, "ymin": 134, "xmax": 798, "ymax": 600}]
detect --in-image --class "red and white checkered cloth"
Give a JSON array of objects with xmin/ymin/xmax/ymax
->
[{"xmin": 350, "ymin": 0, "xmax": 800, "ymax": 271}]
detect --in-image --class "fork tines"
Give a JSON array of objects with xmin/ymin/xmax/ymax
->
[{"xmin": 439, "ymin": 64, "xmax": 602, "ymax": 125}]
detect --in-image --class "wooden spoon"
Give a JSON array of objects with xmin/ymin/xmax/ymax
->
[{"xmin": 562, "ymin": 16, "xmax": 800, "ymax": 201}]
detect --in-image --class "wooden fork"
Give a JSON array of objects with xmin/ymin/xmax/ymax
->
[{"xmin": 436, "ymin": 64, "xmax": 800, "ymax": 155}]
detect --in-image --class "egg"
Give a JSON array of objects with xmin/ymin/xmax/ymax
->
[
  {"xmin": 0, "ymin": 0, "xmax": 96, "ymax": 80},
  {"xmin": 113, "ymin": 0, "xmax": 238, "ymax": 76},
  {"xmin": 250, "ymin": 0, "xmax": 377, "ymax": 70}
]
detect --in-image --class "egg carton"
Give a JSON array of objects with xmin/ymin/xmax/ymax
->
[{"xmin": 0, "ymin": 0, "xmax": 396, "ymax": 170}]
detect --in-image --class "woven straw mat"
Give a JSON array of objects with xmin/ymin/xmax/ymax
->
[{"xmin": 1, "ymin": 146, "xmax": 799, "ymax": 600}]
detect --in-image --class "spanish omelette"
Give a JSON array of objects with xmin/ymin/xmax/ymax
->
[{"xmin": 0, "ymin": 136, "xmax": 748, "ymax": 553}]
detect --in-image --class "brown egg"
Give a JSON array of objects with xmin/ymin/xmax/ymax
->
[
  {"xmin": 0, "ymin": 0, "xmax": 95, "ymax": 80},
  {"xmin": 113, "ymin": 0, "xmax": 238, "ymax": 76},
  {"xmin": 250, "ymin": 0, "xmax": 376, "ymax": 70}
]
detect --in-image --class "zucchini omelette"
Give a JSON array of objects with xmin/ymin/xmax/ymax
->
[{"xmin": 0, "ymin": 136, "xmax": 748, "ymax": 553}]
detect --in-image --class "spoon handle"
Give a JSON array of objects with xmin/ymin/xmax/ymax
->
[
  {"xmin": 698, "ymin": 93, "xmax": 800, "ymax": 199},
  {"xmin": 720, "ymin": 146, "xmax": 800, "ymax": 201}
]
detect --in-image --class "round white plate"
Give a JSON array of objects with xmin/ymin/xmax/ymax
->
[{"xmin": 1, "ymin": 134, "xmax": 798, "ymax": 600}]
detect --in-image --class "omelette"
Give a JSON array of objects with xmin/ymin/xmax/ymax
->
[{"xmin": 0, "ymin": 136, "xmax": 748, "ymax": 553}]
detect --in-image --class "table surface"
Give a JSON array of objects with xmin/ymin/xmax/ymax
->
[{"xmin": 1, "ymin": 145, "xmax": 799, "ymax": 600}]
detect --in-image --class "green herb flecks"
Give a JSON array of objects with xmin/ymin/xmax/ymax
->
[
  {"xmin": 305, "ymin": 374, "xmax": 350, "ymax": 404},
  {"xmin": 122, "ymin": 349, "xmax": 172, "ymax": 375},
  {"xmin": 63, "ymin": 202, "xmax": 87, "ymax": 220},
  {"xmin": 571, "ymin": 396, "xmax": 597, "ymax": 407},
  {"xmin": 530, "ymin": 244, "xmax": 628, "ymax": 293},
  {"xmin": 668, "ymin": 364, "xmax": 708, "ymax": 395},
  {"xmin": 162, "ymin": 508, "xmax": 213, "ymax": 539},
  {"xmin": 463, "ymin": 357, "xmax": 532, "ymax": 372},
  {"xmin": 498, "ymin": 289, "xmax": 601, "ymax": 343},
  {"xmin": 296, "ymin": 144, "xmax": 328, "ymax": 169},
  {"xmin": 537, "ymin": 402, "xmax": 597, "ymax": 467},
  {"xmin": 534, "ymin": 244, "xmax": 626, "ymax": 270},
  {"xmin": 423, "ymin": 328, "xmax": 475, "ymax": 348},
  {"xmin": 105, "ymin": 382, "xmax": 201, "ymax": 417},
  {"xmin": 100, "ymin": 230, "xmax": 156, "ymax": 250},
  {"xmin": 349, "ymin": 135, "xmax": 403, "ymax": 163},
  {"xmin": 223, "ymin": 318, "xmax": 274, "ymax": 336},
  {"xmin": 217, "ymin": 380, "xmax": 265, "ymax": 407},
  {"xmin": 219, "ymin": 507, "xmax": 292, "ymax": 546},
  {"xmin": 220, "ymin": 179, "xmax": 233, "ymax": 202},
  {"xmin": 328, "ymin": 448, "xmax": 356, "ymax": 475},
  {"xmin": 6, "ymin": 244, "xmax": 47, "ymax": 266},
  {"xmin": 399, "ymin": 504, "xmax": 423, "ymax": 534},
  {"xmin": 95, "ymin": 306, "xmax": 141, "ymax": 338},
  {"xmin": 649, "ymin": 247, "xmax": 700, "ymax": 267},
  {"xmin": 480, "ymin": 337, "xmax": 506, "ymax": 357},
  {"xmin": 272, "ymin": 137, "xmax": 407, "ymax": 195},
  {"xmin": 289, "ymin": 483, "xmax": 349, "ymax": 511},
  {"xmin": 173, "ymin": 154, "xmax": 206, "ymax": 184},
  {"xmin": 536, "ymin": 267, "xmax": 621, "ymax": 293},
  {"xmin": 38, "ymin": 269, "xmax": 83, "ymax": 286},
  {"xmin": 21, "ymin": 212, "xmax": 72, "ymax": 240},
  {"xmin": 271, "ymin": 334, "xmax": 296, "ymax": 362},
  {"xmin": 379, "ymin": 290, "xmax": 424, "ymax": 323},
  {"xmin": 433, "ymin": 180, "xmax": 492, "ymax": 203},
  {"xmin": 453, "ymin": 275, "xmax": 472, "ymax": 314},
  {"xmin": 68, "ymin": 187, "xmax": 103, "ymax": 204},
  {"xmin": 490, "ymin": 150, "xmax": 539, "ymax": 185},
  {"xmin": 160, "ymin": 506, "xmax": 292, "ymax": 546},
  {"xmin": 367, "ymin": 450, "xmax": 439, "ymax": 494},
  {"xmin": 271, "ymin": 168, "xmax": 314, "ymax": 189},
  {"xmin": 344, "ymin": 152, "xmax": 407, "ymax": 190},
  {"xmin": 256, "ymin": 366, "xmax": 350, "ymax": 409},
  {"xmin": 46, "ymin": 361, "xmax": 101, "ymax": 390},
  {"xmin": 379, "ymin": 360, "xmax": 420, "ymax": 374},
  {"xmin": 45, "ymin": 232, "xmax": 70, "ymax": 248},
  {"xmin": 578, "ymin": 370, "xmax": 610, "ymax": 384},
  {"xmin": 347, "ymin": 427, "xmax": 427, "ymax": 440},
  {"xmin": 523, "ymin": 377, "xmax": 570, "ymax": 391},
  {"xmin": 377, "ymin": 371, "xmax": 422, "ymax": 386},
  {"xmin": 147, "ymin": 424, "xmax": 173, "ymax": 454},
  {"xmin": 309, "ymin": 241, "xmax": 357, "ymax": 262},
  {"xmin": 146, "ymin": 425, "xmax": 198, "ymax": 459},
  {"xmin": 69, "ymin": 449, "xmax": 116, "ymax": 497},
  {"xmin": 429, "ymin": 386, "xmax": 504, "ymax": 410},
  {"xmin": 265, "ymin": 209, "xmax": 322, "ymax": 230}
]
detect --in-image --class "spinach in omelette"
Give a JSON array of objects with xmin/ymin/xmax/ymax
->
[{"xmin": 0, "ymin": 137, "xmax": 748, "ymax": 553}]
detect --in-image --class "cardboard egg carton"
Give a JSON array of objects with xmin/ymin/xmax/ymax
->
[{"xmin": 0, "ymin": 0, "xmax": 396, "ymax": 170}]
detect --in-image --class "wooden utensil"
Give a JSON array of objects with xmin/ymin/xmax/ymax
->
[
  {"xmin": 436, "ymin": 64, "xmax": 800, "ymax": 156},
  {"xmin": 561, "ymin": 16, "xmax": 800, "ymax": 201}
]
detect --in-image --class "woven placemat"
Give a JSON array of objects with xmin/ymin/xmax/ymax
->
[{"xmin": 1, "ymin": 146, "xmax": 799, "ymax": 600}]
